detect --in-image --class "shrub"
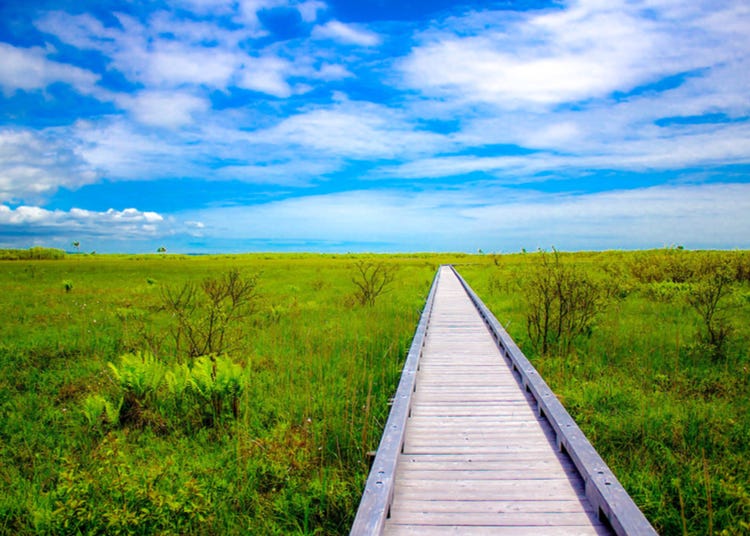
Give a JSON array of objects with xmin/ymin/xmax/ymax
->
[
  {"xmin": 687, "ymin": 258, "xmax": 736, "ymax": 361},
  {"xmin": 629, "ymin": 248, "xmax": 696, "ymax": 283},
  {"xmin": 524, "ymin": 249, "xmax": 607, "ymax": 355},
  {"xmin": 0, "ymin": 247, "xmax": 65, "ymax": 260},
  {"xmin": 351, "ymin": 260, "xmax": 396, "ymax": 306},
  {"xmin": 161, "ymin": 269, "xmax": 260, "ymax": 360}
]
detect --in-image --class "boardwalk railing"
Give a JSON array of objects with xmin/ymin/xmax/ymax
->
[
  {"xmin": 449, "ymin": 266, "xmax": 656, "ymax": 535},
  {"xmin": 349, "ymin": 268, "xmax": 441, "ymax": 535},
  {"xmin": 351, "ymin": 265, "xmax": 656, "ymax": 535}
]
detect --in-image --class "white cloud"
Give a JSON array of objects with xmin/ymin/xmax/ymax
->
[
  {"xmin": 73, "ymin": 119, "xmax": 199, "ymax": 180},
  {"xmin": 34, "ymin": 7, "xmax": 325, "ymax": 100},
  {"xmin": 215, "ymin": 159, "xmax": 341, "ymax": 184},
  {"xmin": 401, "ymin": 0, "xmax": 750, "ymax": 109},
  {"xmin": 0, "ymin": 205, "xmax": 166, "ymax": 238},
  {"xmin": 297, "ymin": 0, "xmax": 326, "ymax": 22},
  {"xmin": 312, "ymin": 20, "xmax": 380, "ymax": 46},
  {"xmin": 463, "ymin": 182, "xmax": 750, "ymax": 250},
  {"xmin": 0, "ymin": 42, "xmax": 99, "ymax": 96},
  {"xmin": 118, "ymin": 91, "xmax": 209, "ymax": 128},
  {"xmin": 236, "ymin": 56, "xmax": 294, "ymax": 97},
  {"xmin": 0, "ymin": 128, "xmax": 99, "ymax": 203},
  {"xmin": 135, "ymin": 41, "xmax": 238, "ymax": 88},
  {"xmin": 253, "ymin": 100, "xmax": 449, "ymax": 158},
  {"xmin": 315, "ymin": 63, "xmax": 352, "ymax": 80}
]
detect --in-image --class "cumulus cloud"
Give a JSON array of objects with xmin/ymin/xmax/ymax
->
[
  {"xmin": 0, "ymin": 42, "xmax": 99, "ymax": 96},
  {"xmin": 33, "ymin": 5, "xmax": 349, "ymax": 103},
  {"xmin": 0, "ymin": 205, "xmax": 166, "ymax": 240}
]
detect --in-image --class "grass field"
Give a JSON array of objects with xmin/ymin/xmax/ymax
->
[
  {"xmin": 0, "ymin": 252, "xmax": 459, "ymax": 534},
  {"xmin": 0, "ymin": 249, "xmax": 748, "ymax": 534}
]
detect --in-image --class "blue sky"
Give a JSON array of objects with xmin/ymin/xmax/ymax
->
[{"xmin": 0, "ymin": 0, "xmax": 748, "ymax": 253}]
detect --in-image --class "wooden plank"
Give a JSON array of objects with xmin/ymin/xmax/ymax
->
[
  {"xmin": 387, "ymin": 511, "xmax": 604, "ymax": 527},
  {"xmin": 391, "ymin": 499, "xmax": 596, "ymax": 514},
  {"xmin": 383, "ymin": 525, "xmax": 611, "ymax": 536},
  {"xmin": 392, "ymin": 484, "xmax": 586, "ymax": 502},
  {"xmin": 394, "ymin": 469, "xmax": 578, "ymax": 480},
  {"xmin": 397, "ymin": 455, "xmax": 576, "ymax": 468}
]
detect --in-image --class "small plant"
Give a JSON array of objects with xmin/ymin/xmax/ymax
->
[
  {"xmin": 81, "ymin": 394, "xmax": 120, "ymax": 429},
  {"xmin": 62, "ymin": 279, "xmax": 73, "ymax": 293},
  {"xmin": 189, "ymin": 355, "xmax": 245, "ymax": 424},
  {"xmin": 351, "ymin": 260, "xmax": 396, "ymax": 306},
  {"xmin": 108, "ymin": 351, "xmax": 166, "ymax": 427}
]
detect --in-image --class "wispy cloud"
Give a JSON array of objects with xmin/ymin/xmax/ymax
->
[
  {"xmin": 0, "ymin": 43, "xmax": 99, "ymax": 96},
  {"xmin": 312, "ymin": 20, "xmax": 381, "ymax": 46},
  {"xmin": 253, "ymin": 98, "xmax": 450, "ymax": 159},
  {"xmin": 401, "ymin": 0, "xmax": 749, "ymax": 109},
  {"xmin": 180, "ymin": 182, "xmax": 750, "ymax": 251}
]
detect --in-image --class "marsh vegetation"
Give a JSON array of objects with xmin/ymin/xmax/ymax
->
[{"xmin": 0, "ymin": 249, "xmax": 747, "ymax": 534}]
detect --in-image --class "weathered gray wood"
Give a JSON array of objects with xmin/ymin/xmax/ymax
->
[
  {"xmin": 450, "ymin": 266, "xmax": 658, "ymax": 536},
  {"xmin": 387, "ymin": 510, "xmax": 607, "ymax": 526},
  {"xmin": 349, "ymin": 269, "xmax": 441, "ymax": 535},
  {"xmin": 353, "ymin": 265, "xmax": 655, "ymax": 536},
  {"xmin": 380, "ymin": 267, "xmax": 607, "ymax": 535},
  {"xmin": 391, "ymin": 499, "xmax": 596, "ymax": 514},
  {"xmin": 383, "ymin": 527, "xmax": 611, "ymax": 536}
]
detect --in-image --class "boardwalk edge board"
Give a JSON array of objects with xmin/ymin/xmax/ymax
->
[
  {"xmin": 349, "ymin": 268, "xmax": 442, "ymax": 535},
  {"xmin": 449, "ymin": 265, "xmax": 657, "ymax": 536}
]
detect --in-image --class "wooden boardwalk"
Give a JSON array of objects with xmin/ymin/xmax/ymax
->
[{"xmin": 351, "ymin": 266, "xmax": 656, "ymax": 535}]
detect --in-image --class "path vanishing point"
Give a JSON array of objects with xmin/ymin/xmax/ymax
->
[{"xmin": 351, "ymin": 266, "xmax": 657, "ymax": 535}]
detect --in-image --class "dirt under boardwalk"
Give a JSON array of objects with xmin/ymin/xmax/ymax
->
[{"xmin": 383, "ymin": 266, "xmax": 611, "ymax": 536}]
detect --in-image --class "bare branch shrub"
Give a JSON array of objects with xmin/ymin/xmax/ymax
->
[
  {"xmin": 351, "ymin": 260, "xmax": 396, "ymax": 306},
  {"xmin": 161, "ymin": 269, "xmax": 259, "ymax": 359}
]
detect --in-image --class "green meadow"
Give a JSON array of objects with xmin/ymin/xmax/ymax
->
[{"xmin": 0, "ymin": 249, "xmax": 748, "ymax": 534}]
